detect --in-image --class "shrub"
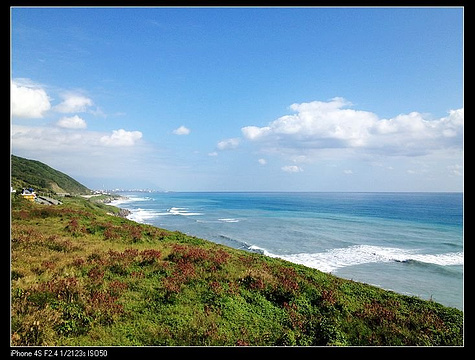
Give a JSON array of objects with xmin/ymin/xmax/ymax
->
[
  {"xmin": 103, "ymin": 225, "xmax": 122, "ymax": 241},
  {"xmin": 139, "ymin": 249, "xmax": 161, "ymax": 266},
  {"xmin": 11, "ymin": 309, "xmax": 62, "ymax": 346},
  {"xmin": 56, "ymin": 302, "xmax": 91, "ymax": 336},
  {"xmin": 65, "ymin": 218, "xmax": 86, "ymax": 236},
  {"xmin": 40, "ymin": 277, "xmax": 81, "ymax": 303}
]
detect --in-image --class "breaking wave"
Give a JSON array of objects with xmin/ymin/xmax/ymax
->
[
  {"xmin": 127, "ymin": 208, "xmax": 166, "ymax": 224},
  {"xmin": 263, "ymin": 245, "xmax": 463, "ymax": 273},
  {"xmin": 167, "ymin": 207, "xmax": 203, "ymax": 216}
]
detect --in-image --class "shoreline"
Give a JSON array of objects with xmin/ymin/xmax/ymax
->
[
  {"xmin": 108, "ymin": 192, "xmax": 463, "ymax": 311},
  {"xmin": 11, "ymin": 195, "xmax": 463, "ymax": 346}
]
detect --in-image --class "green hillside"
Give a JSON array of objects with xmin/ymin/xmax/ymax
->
[
  {"xmin": 10, "ymin": 196, "xmax": 463, "ymax": 346},
  {"xmin": 11, "ymin": 155, "xmax": 91, "ymax": 195},
  {"xmin": 9, "ymin": 156, "xmax": 463, "ymax": 346}
]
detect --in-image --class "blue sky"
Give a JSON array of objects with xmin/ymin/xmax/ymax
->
[{"xmin": 11, "ymin": 7, "xmax": 463, "ymax": 191}]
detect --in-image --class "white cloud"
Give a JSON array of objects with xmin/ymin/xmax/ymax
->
[
  {"xmin": 56, "ymin": 115, "xmax": 87, "ymax": 129},
  {"xmin": 343, "ymin": 169, "xmax": 353, "ymax": 174},
  {"xmin": 99, "ymin": 129, "xmax": 142, "ymax": 147},
  {"xmin": 242, "ymin": 97, "xmax": 377, "ymax": 148},
  {"xmin": 281, "ymin": 165, "xmax": 303, "ymax": 173},
  {"xmin": 12, "ymin": 125, "xmax": 145, "ymax": 155},
  {"xmin": 258, "ymin": 158, "xmax": 267, "ymax": 165},
  {"xmin": 11, "ymin": 80, "xmax": 51, "ymax": 118},
  {"xmin": 208, "ymin": 151, "xmax": 218, "ymax": 157},
  {"xmin": 241, "ymin": 125, "xmax": 271, "ymax": 140},
  {"xmin": 54, "ymin": 92, "xmax": 93, "ymax": 113},
  {"xmin": 12, "ymin": 124, "xmax": 95, "ymax": 152},
  {"xmin": 172, "ymin": 125, "xmax": 191, "ymax": 135},
  {"xmin": 241, "ymin": 98, "xmax": 463, "ymax": 157},
  {"xmin": 217, "ymin": 137, "xmax": 240, "ymax": 150},
  {"xmin": 11, "ymin": 124, "xmax": 155, "ymax": 189}
]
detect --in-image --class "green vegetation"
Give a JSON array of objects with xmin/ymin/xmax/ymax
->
[
  {"xmin": 11, "ymin": 194, "xmax": 463, "ymax": 346},
  {"xmin": 11, "ymin": 155, "xmax": 91, "ymax": 195},
  {"xmin": 10, "ymin": 155, "xmax": 464, "ymax": 346}
]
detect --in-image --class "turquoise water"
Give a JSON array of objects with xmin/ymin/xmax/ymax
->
[{"xmin": 112, "ymin": 192, "xmax": 463, "ymax": 310}]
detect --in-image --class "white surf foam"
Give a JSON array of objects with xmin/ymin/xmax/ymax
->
[
  {"xmin": 109, "ymin": 195, "xmax": 153, "ymax": 208},
  {"xmin": 167, "ymin": 207, "xmax": 203, "ymax": 216},
  {"xmin": 247, "ymin": 244, "xmax": 271, "ymax": 255},
  {"xmin": 406, "ymin": 252, "xmax": 463, "ymax": 266},
  {"xmin": 127, "ymin": 208, "xmax": 163, "ymax": 224},
  {"xmin": 263, "ymin": 245, "xmax": 463, "ymax": 273}
]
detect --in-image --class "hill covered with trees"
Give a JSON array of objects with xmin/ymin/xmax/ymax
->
[{"xmin": 11, "ymin": 155, "xmax": 91, "ymax": 195}]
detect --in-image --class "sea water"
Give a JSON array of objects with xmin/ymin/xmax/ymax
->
[{"xmin": 111, "ymin": 192, "xmax": 463, "ymax": 310}]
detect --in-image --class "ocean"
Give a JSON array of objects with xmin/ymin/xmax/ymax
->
[{"xmin": 111, "ymin": 192, "xmax": 463, "ymax": 310}]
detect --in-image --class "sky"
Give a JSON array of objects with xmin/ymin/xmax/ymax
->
[{"xmin": 11, "ymin": 6, "xmax": 464, "ymax": 192}]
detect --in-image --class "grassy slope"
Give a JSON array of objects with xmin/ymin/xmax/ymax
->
[
  {"xmin": 10, "ymin": 194, "xmax": 463, "ymax": 346},
  {"xmin": 11, "ymin": 155, "xmax": 91, "ymax": 195}
]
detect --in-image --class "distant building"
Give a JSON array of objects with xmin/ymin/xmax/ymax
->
[{"xmin": 21, "ymin": 188, "xmax": 36, "ymax": 202}]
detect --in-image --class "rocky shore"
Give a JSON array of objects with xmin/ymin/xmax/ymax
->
[
  {"xmin": 97, "ymin": 194, "xmax": 132, "ymax": 218},
  {"xmin": 117, "ymin": 207, "xmax": 131, "ymax": 218}
]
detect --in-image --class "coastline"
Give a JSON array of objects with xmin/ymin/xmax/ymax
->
[
  {"xmin": 11, "ymin": 192, "xmax": 464, "ymax": 346},
  {"xmin": 85, "ymin": 194, "xmax": 132, "ymax": 218},
  {"xmin": 109, "ymin": 191, "xmax": 463, "ymax": 310}
]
